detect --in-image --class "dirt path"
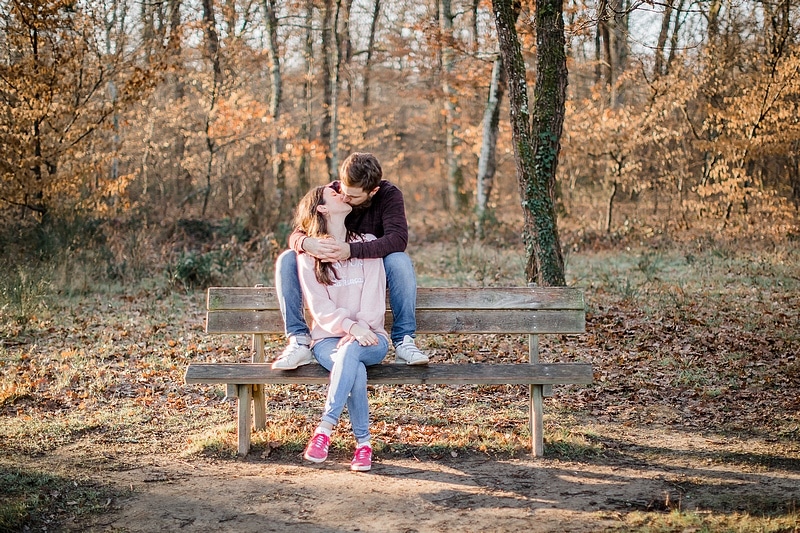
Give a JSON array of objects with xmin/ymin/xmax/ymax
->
[{"xmin": 39, "ymin": 425, "xmax": 798, "ymax": 532}]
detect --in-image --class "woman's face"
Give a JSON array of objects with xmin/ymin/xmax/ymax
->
[{"xmin": 322, "ymin": 186, "xmax": 352, "ymax": 215}]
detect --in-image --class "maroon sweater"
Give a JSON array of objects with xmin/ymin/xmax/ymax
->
[{"xmin": 289, "ymin": 180, "xmax": 409, "ymax": 259}]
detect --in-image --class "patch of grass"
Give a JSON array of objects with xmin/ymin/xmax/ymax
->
[
  {"xmin": 0, "ymin": 465, "xmax": 121, "ymax": 533},
  {"xmin": 620, "ymin": 506, "xmax": 800, "ymax": 533},
  {"xmin": 544, "ymin": 427, "xmax": 605, "ymax": 459},
  {"xmin": 413, "ymin": 240, "xmax": 526, "ymax": 286},
  {"xmin": 0, "ymin": 262, "xmax": 52, "ymax": 332}
]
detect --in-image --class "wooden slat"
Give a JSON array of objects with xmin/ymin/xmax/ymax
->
[
  {"xmin": 184, "ymin": 362, "xmax": 594, "ymax": 386},
  {"xmin": 206, "ymin": 310, "xmax": 285, "ymax": 334},
  {"xmin": 415, "ymin": 287, "xmax": 585, "ymax": 310},
  {"xmin": 207, "ymin": 286, "xmax": 281, "ymax": 310},
  {"xmin": 415, "ymin": 309, "xmax": 584, "ymax": 334},
  {"xmin": 206, "ymin": 308, "xmax": 585, "ymax": 335},
  {"xmin": 207, "ymin": 287, "xmax": 585, "ymax": 311}
]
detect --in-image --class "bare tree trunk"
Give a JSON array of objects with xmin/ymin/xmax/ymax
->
[
  {"xmin": 790, "ymin": 148, "xmax": 800, "ymax": 210},
  {"xmin": 340, "ymin": 0, "xmax": 353, "ymax": 109},
  {"xmin": 166, "ymin": 0, "xmax": 191, "ymax": 202},
  {"xmin": 654, "ymin": 0, "xmax": 672, "ymax": 76},
  {"xmin": 257, "ymin": 0, "xmax": 285, "ymax": 229},
  {"xmin": 320, "ymin": 0, "xmax": 334, "ymax": 180},
  {"xmin": 201, "ymin": 0, "xmax": 221, "ymax": 216},
  {"xmin": 598, "ymin": 0, "xmax": 629, "ymax": 106},
  {"xmin": 665, "ymin": 0, "xmax": 685, "ymax": 74},
  {"xmin": 362, "ymin": 0, "xmax": 380, "ymax": 123},
  {"xmin": 605, "ymin": 180, "xmax": 617, "ymax": 233},
  {"xmin": 329, "ymin": 0, "xmax": 342, "ymax": 177},
  {"xmin": 141, "ymin": 0, "xmax": 155, "ymax": 63},
  {"xmin": 297, "ymin": 0, "xmax": 314, "ymax": 194},
  {"xmin": 264, "ymin": 0, "xmax": 284, "ymax": 190},
  {"xmin": 475, "ymin": 55, "xmax": 506, "ymax": 239},
  {"xmin": 440, "ymin": 0, "xmax": 462, "ymax": 211},
  {"xmin": 104, "ymin": 0, "xmax": 128, "ymax": 192},
  {"xmin": 492, "ymin": 0, "xmax": 566, "ymax": 286}
]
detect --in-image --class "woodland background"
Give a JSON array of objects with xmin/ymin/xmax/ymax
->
[
  {"xmin": 2, "ymin": 1, "xmax": 800, "ymax": 531},
  {"xmin": 1, "ymin": 0, "xmax": 799, "ymax": 292}
]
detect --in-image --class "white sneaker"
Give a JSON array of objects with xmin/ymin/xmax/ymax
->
[
  {"xmin": 272, "ymin": 339, "xmax": 314, "ymax": 370},
  {"xmin": 395, "ymin": 335, "xmax": 429, "ymax": 365}
]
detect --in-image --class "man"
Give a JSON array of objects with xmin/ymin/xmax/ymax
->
[{"xmin": 272, "ymin": 152, "xmax": 429, "ymax": 369}]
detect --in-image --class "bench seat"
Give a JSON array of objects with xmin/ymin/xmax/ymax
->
[{"xmin": 185, "ymin": 362, "xmax": 594, "ymax": 385}]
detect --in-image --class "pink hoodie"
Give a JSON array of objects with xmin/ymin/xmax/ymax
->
[{"xmin": 297, "ymin": 235, "xmax": 388, "ymax": 344}]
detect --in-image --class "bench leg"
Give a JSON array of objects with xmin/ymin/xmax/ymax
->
[
  {"xmin": 530, "ymin": 384, "xmax": 544, "ymax": 457},
  {"xmin": 251, "ymin": 333, "xmax": 267, "ymax": 431},
  {"xmin": 237, "ymin": 384, "xmax": 252, "ymax": 456},
  {"xmin": 253, "ymin": 384, "xmax": 266, "ymax": 430}
]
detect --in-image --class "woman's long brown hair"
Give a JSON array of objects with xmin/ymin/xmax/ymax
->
[{"xmin": 294, "ymin": 185, "xmax": 355, "ymax": 285}]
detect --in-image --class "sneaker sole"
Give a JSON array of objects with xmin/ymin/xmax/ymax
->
[
  {"xmin": 272, "ymin": 359, "xmax": 314, "ymax": 371},
  {"xmin": 304, "ymin": 452, "xmax": 327, "ymax": 463},
  {"xmin": 350, "ymin": 465, "xmax": 371, "ymax": 472},
  {"xmin": 396, "ymin": 357, "xmax": 429, "ymax": 366}
]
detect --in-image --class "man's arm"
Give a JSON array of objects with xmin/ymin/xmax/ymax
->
[
  {"xmin": 348, "ymin": 185, "xmax": 408, "ymax": 259},
  {"xmin": 289, "ymin": 228, "xmax": 345, "ymax": 261}
]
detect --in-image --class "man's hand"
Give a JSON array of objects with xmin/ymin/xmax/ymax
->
[{"xmin": 302, "ymin": 237, "xmax": 350, "ymax": 262}]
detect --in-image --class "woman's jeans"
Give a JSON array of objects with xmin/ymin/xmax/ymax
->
[
  {"xmin": 275, "ymin": 250, "xmax": 418, "ymax": 346},
  {"xmin": 312, "ymin": 336, "xmax": 389, "ymax": 443}
]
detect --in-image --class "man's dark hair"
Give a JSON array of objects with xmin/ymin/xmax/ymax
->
[{"xmin": 340, "ymin": 153, "xmax": 382, "ymax": 191}]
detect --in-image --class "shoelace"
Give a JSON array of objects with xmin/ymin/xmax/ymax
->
[
  {"xmin": 310, "ymin": 433, "xmax": 328, "ymax": 449},
  {"xmin": 354, "ymin": 446, "xmax": 371, "ymax": 460},
  {"xmin": 403, "ymin": 343, "xmax": 424, "ymax": 357}
]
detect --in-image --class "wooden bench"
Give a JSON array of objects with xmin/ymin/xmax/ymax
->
[{"xmin": 184, "ymin": 286, "xmax": 592, "ymax": 457}]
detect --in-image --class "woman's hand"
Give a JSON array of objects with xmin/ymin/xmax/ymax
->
[{"xmin": 341, "ymin": 324, "xmax": 378, "ymax": 347}]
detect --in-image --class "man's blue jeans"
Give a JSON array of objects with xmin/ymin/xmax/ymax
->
[
  {"xmin": 312, "ymin": 336, "xmax": 389, "ymax": 443},
  {"xmin": 275, "ymin": 250, "xmax": 418, "ymax": 346}
]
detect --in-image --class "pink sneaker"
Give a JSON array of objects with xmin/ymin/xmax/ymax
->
[
  {"xmin": 304, "ymin": 432, "xmax": 330, "ymax": 463},
  {"xmin": 350, "ymin": 444, "xmax": 372, "ymax": 472}
]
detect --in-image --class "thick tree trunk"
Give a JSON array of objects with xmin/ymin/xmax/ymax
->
[{"xmin": 492, "ymin": 0, "xmax": 566, "ymax": 286}]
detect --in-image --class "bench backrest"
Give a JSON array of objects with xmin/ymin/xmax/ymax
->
[{"xmin": 206, "ymin": 287, "xmax": 585, "ymax": 335}]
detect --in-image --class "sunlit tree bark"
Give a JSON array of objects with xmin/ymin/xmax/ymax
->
[{"xmin": 475, "ymin": 54, "xmax": 506, "ymax": 239}]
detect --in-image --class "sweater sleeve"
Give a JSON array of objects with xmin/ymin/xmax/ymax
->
[
  {"xmin": 348, "ymin": 185, "xmax": 408, "ymax": 259},
  {"xmin": 355, "ymin": 257, "xmax": 387, "ymax": 334},
  {"xmin": 288, "ymin": 227, "xmax": 307, "ymax": 254},
  {"xmin": 297, "ymin": 256, "xmax": 355, "ymax": 336}
]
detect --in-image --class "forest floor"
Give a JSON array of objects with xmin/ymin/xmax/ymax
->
[{"xmin": 2, "ymin": 238, "xmax": 799, "ymax": 532}]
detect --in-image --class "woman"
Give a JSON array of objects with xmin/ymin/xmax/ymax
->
[{"xmin": 293, "ymin": 185, "xmax": 389, "ymax": 472}]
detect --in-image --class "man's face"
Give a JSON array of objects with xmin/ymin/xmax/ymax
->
[{"xmin": 340, "ymin": 183, "xmax": 379, "ymax": 207}]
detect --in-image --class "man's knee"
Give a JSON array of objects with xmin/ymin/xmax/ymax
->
[
  {"xmin": 383, "ymin": 252, "xmax": 413, "ymax": 273},
  {"xmin": 276, "ymin": 249, "xmax": 298, "ymax": 273}
]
